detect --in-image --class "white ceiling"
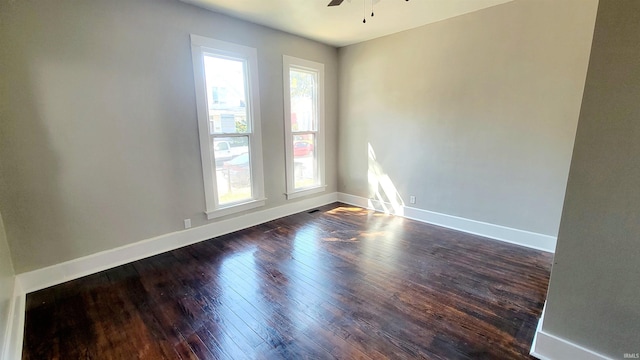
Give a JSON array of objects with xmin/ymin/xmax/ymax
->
[{"xmin": 180, "ymin": 0, "xmax": 514, "ymax": 47}]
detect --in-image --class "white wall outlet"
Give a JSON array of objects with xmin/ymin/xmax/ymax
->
[
  {"xmin": 409, "ymin": 195, "xmax": 416, "ymax": 204},
  {"xmin": 184, "ymin": 219, "xmax": 192, "ymax": 229}
]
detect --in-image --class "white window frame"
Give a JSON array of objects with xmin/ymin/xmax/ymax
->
[
  {"xmin": 283, "ymin": 55, "xmax": 326, "ymax": 199},
  {"xmin": 191, "ymin": 34, "xmax": 265, "ymax": 219}
]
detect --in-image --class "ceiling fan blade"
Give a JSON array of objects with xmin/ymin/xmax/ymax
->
[{"xmin": 327, "ymin": 0, "xmax": 344, "ymax": 7}]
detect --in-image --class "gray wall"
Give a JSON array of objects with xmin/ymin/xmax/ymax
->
[
  {"xmin": 543, "ymin": 0, "xmax": 640, "ymax": 357},
  {"xmin": 0, "ymin": 0, "xmax": 338, "ymax": 273},
  {"xmin": 338, "ymin": 0, "xmax": 597, "ymax": 237},
  {"xmin": 0, "ymin": 211, "xmax": 15, "ymax": 356}
]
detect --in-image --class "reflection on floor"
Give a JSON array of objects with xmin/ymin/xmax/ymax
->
[{"xmin": 23, "ymin": 203, "xmax": 552, "ymax": 359}]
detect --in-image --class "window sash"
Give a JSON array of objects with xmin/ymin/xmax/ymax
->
[
  {"xmin": 203, "ymin": 53, "xmax": 253, "ymax": 135},
  {"xmin": 289, "ymin": 67, "xmax": 318, "ymax": 132},
  {"xmin": 292, "ymin": 133, "xmax": 319, "ymax": 190}
]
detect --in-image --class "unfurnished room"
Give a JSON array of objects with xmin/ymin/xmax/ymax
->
[{"xmin": 0, "ymin": 0, "xmax": 639, "ymax": 359}]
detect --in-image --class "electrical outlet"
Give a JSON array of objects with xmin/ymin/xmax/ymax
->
[
  {"xmin": 409, "ymin": 196, "xmax": 416, "ymax": 204},
  {"xmin": 184, "ymin": 219, "xmax": 192, "ymax": 229}
]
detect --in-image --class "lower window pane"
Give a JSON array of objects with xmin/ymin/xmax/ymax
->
[
  {"xmin": 215, "ymin": 136, "xmax": 252, "ymax": 205},
  {"xmin": 293, "ymin": 134, "xmax": 318, "ymax": 190}
]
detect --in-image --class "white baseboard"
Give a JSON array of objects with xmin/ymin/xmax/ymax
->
[
  {"xmin": 2, "ymin": 279, "xmax": 25, "ymax": 360},
  {"xmin": 337, "ymin": 192, "xmax": 556, "ymax": 253},
  {"xmin": 17, "ymin": 192, "xmax": 338, "ymax": 294},
  {"xmin": 531, "ymin": 307, "xmax": 612, "ymax": 360}
]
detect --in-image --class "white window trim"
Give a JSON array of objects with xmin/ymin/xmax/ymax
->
[
  {"xmin": 191, "ymin": 34, "xmax": 265, "ymax": 219},
  {"xmin": 282, "ymin": 55, "xmax": 326, "ymax": 200}
]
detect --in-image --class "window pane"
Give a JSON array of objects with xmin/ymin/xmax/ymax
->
[
  {"xmin": 290, "ymin": 69, "xmax": 317, "ymax": 132},
  {"xmin": 204, "ymin": 55, "xmax": 249, "ymax": 134},
  {"xmin": 216, "ymin": 136, "xmax": 252, "ymax": 205},
  {"xmin": 293, "ymin": 134, "xmax": 318, "ymax": 189}
]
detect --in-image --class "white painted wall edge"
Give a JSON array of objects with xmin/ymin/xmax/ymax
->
[
  {"xmin": 337, "ymin": 192, "xmax": 557, "ymax": 253},
  {"xmin": 1, "ymin": 277, "xmax": 16, "ymax": 360},
  {"xmin": 17, "ymin": 192, "xmax": 338, "ymax": 294},
  {"xmin": 531, "ymin": 306, "xmax": 613, "ymax": 360},
  {"xmin": 2, "ymin": 279, "xmax": 25, "ymax": 360}
]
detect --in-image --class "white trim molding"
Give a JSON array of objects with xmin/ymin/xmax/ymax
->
[
  {"xmin": 190, "ymin": 34, "xmax": 266, "ymax": 219},
  {"xmin": 531, "ymin": 306, "xmax": 613, "ymax": 360},
  {"xmin": 17, "ymin": 192, "xmax": 338, "ymax": 294},
  {"xmin": 285, "ymin": 185, "xmax": 327, "ymax": 200},
  {"xmin": 282, "ymin": 55, "xmax": 326, "ymax": 199},
  {"xmin": 205, "ymin": 198, "xmax": 266, "ymax": 220},
  {"xmin": 337, "ymin": 192, "xmax": 557, "ymax": 253},
  {"xmin": 1, "ymin": 279, "xmax": 14, "ymax": 359},
  {"xmin": 2, "ymin": 279, "xmax": 25, "ymax": 360}
]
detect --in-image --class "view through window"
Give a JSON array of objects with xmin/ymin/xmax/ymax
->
[
  {"xmin": 203, "ymin": 55, "xmax": 252, "ymax": 205},
  {"xmin": 289, "ymin": 68, "xmax": 320, "ymax": 190},
  {"xmin": 283, "ymin": 55, "xmax": 325, "ymax": 199}
]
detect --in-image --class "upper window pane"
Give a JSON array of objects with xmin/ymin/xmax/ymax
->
[
  {"xmin": 289, "ymin": 68, "xmax": 317, "ymax": 132},
  {"xmin": 204, "ymin": 55, "xmax": 249, "ymax": 134}
]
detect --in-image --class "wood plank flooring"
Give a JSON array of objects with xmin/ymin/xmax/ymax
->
[{"xmin": 23, "ymin": 203, "xmax": 553, "ymax": 359}]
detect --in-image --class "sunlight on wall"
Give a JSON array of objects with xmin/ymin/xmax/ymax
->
[{"xmin": 367, "ymin": 143, "xmax": 405, "ymax": 215}]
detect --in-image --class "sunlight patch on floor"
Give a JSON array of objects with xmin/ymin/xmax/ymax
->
[{"xmin": 327, "ymin": 206, "xmax": 366, "ymax": 215}]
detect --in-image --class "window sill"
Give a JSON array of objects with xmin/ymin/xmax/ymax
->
[
  {"xmin": 285, "ymin": 185, "xmax": 327, "ymax": 200},
  {"xmin": 205, "ymin": 198, "xmax": 266, "ymax": 220}
]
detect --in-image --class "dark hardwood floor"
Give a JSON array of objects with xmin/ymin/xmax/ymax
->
[{"xmin": 23, "ymin": 203, "xmax": 552, "ymax": 359}]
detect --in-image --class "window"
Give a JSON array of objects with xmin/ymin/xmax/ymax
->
[
  {"xmin": 283, "ymin": 55, "xmax": 326, "ymax": 199},
  {"xmin": 191, "ymin": 35, "xmax": 265, "ymax": 219}
]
